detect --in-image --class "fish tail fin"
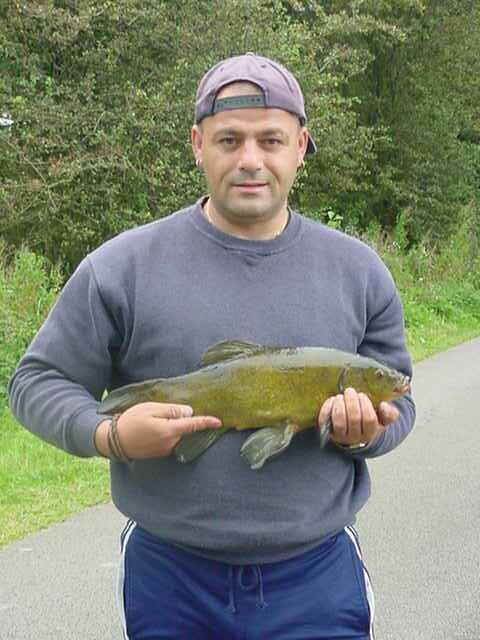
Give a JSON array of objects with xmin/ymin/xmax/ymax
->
[
  {"xmin": 98, "ymin": 379, "xmax": 167, "ymax": 415},
  {"xmin": 174, "ymin": 426, "xmax": 230, "ymax": 463},
  {"xmin": 240, "ymin": 423, "xmax": 298, "ymax": 470},
  {"xmin": 98, "ymin": 388, "xmax": 135, "ymax": 415}
]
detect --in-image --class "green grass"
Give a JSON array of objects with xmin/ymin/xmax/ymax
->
[
  {"xmin": 405, "ymin": 294, "xmax": 480, "ymax": 362},
  {"xmin": 407, "ymin": 321, "xmax": 480, "ymax": 363},
  {"xmin": 402, "ymin": 279, "xmax": 480, "ymax": 362},
  {"xmin": 0, "ymin": 404, "xmax": 110, "ymax": 547}
]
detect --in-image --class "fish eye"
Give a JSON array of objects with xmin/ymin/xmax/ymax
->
[{"xmin": 375, "ymin": 369, "xmax": 385, "ymax": 379}]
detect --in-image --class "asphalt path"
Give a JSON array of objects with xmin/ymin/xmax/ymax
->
[{"xmin": 1, "ymin": 338, "xmax": 479, "ymax": 639}]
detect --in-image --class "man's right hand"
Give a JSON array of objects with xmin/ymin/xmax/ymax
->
[{"xmin": 94, "ymin": 402, "xmax": 223, "ymax": 460}]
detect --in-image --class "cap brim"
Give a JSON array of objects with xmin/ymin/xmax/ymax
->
[{"xmin": 306, "ymin": 134, "xmax": 317, "ymax": 155}]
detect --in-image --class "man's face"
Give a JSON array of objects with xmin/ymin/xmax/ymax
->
[{"xmin": 192, "ymin": 83, "xmax": 308, "ymax": 228}]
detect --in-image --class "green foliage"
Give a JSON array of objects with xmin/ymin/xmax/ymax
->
[
  {"xmin": 362, "ymin": 204, "xmax": 480, "ymax": 357},
  {"xmin": 0, "ymin": 0, "xmax": 479, "ymax": 271},
  {"xmin": 0, "ymin": 245, "xmax": 61, "ymax": 395}
]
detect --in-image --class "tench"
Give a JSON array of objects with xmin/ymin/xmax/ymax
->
[{"xmin": 98, "ymin": 340, "xmax": 410, "ymax": 469}]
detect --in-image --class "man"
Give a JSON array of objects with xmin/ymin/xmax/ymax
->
[{"xmin": 9, "ymin": 53, "xmax": 415, "ymax": 639}]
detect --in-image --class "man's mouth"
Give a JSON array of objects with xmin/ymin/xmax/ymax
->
[{"xmin": 233, "ymin": 182, "xmax": 267, "ymax": 191}]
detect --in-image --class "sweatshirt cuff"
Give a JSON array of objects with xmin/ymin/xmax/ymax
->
[
  {"xmin": 66, "ymin": 406, "xmax": 111, "ymax": 458},
  {"xmin": 334, "ymin": 430, "xmax": 386, "ymax": 456}
]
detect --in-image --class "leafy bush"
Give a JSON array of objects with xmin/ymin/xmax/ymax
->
[
  {"xmin": 0, "ymin": 246, "xmax": 61, "ymax": 395},
  {"xmin": 362, "ymin": 205, "xmax": 480, "ymax": 348},
  {"xmin": 1, "ymin": 1, "xmax": 478, "ymax": 274}
]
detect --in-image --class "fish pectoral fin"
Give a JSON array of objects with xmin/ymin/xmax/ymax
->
[
  {"xmin": 240, "ymin": 423, "xmax": 300, "ymax": 470},
  {"xmin": 174, "ymin": 427, "xmax": 229, "ymax": 463}
]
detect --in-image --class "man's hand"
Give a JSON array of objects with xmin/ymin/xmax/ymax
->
[
  {"xmin": 95, "ymin": 402, "xmax": 222, "ymax": 460},
  {"xmin": 318, "ymin": 387, "xmax": 399, "ymax": 447}
]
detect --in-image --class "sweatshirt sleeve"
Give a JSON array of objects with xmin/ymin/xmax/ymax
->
[
  {"xmin": 7, "ymin": 257, "xmax": 120, "ymax": 457},
  {"xmin": 343, "ymin": 269, "xmax": 416, "ymax": 459}
]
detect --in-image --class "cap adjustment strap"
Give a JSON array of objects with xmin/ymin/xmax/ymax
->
[{"xmin": 213, "ymin": 94, "xmax": 266, "ymax": 114}]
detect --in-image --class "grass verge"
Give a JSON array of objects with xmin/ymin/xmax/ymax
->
[
  {"xmin": 406, "ymin": 311, "xmax": 480, "ymax": 363},
  {"xmin": 404, "ymin": 281, "xmax": 480, "ymax": 362},
  {"xmin": 0, "ymin": 404, "xmax": 110, "ymax": 547}
]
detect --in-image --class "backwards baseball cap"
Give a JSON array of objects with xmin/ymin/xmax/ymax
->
[{"xmin": 195, "ymin": 53, "xmax": 317, "ymax": 155}]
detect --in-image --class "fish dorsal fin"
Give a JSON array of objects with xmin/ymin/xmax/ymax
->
[{"xmin": 200, "ymin": 340, "xmax": 264, "ymax": 367}]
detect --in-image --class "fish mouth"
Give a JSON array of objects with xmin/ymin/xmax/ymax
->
[{"xmin": 395, "ymin": 376, "xmax": 410, "ymax": 395}]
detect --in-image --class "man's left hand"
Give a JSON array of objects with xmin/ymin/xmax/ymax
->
[{"xmin": 318, "ymin": 387, "xmax": 399, "ymax": 447}]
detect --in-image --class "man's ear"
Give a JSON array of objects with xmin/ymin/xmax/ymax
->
[
  {"xmin": 297, "ymin": 127, "xmax": 309, "ymax": 166},
  {"xmin": 191, "ymin": 124, "xmax": 203, "ymax": 165}
]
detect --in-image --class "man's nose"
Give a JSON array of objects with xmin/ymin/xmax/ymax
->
[{"xmin": 237, "ymin": 141, "xmax": 263, "ymax": 173}]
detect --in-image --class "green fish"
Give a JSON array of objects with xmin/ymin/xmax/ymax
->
[{"xmin": 98, "ymin": 340, "xmax": 410, "ymax": 469}]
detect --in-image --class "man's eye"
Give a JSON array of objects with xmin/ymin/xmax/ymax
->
[
  {"xmin": 220, "ymin": 137, "xmax": 237, "ymax": 146},
  {"xmin": 263, "ymin": 138, "xmax": 282, "ymax": 146}
]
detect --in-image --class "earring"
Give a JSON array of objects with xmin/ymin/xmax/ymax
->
[
  {"xmin": 298, "ymin": 159, "xmax": 305, "ymax": 170},
  {"xmin": 196, "ymin": 158, "xmax": 202, "ymax": 169}
]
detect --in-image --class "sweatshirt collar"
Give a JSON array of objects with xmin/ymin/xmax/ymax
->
[{"xmin": 190, "ymin": 195, "xmax": 302, "ymax": 254}]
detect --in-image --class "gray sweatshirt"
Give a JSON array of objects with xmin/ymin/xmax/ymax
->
[{"xmin": 8, "ymin": 198, "xmax": 415, "ymax": 564}]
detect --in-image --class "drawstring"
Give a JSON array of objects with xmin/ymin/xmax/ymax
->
[
  {"xmin": 243, "ymin": 565, "xmax": 266, "ymax": 609},
  {"xmin": 227, "ymin": 565, "xmax": 236, "ymax": 613},
  {"xmin": 226, "ymin": 565, "xmax": 268, "ymax": 613}
]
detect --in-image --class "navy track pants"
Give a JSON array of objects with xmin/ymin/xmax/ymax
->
[{"xmin": 118, "ymin": 521, "xmax": 374, "ymax": 640}]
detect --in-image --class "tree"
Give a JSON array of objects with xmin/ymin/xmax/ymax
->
[{"xmin": 0, "ymin": 0, "xmax": 478, "ymax": 272}]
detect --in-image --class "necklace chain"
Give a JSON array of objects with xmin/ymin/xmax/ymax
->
[
  {"xmin": 203, "ymin": 199, "xmax": 288, "ymax": 239},
  {"xmin": 203, "ymin": 200, "xmax": 215, "ymax": 226}
]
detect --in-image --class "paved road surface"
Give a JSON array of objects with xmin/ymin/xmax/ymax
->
[
  {"xmin": 1, "ymin": 338, "xmax": 479, "ymax": 639},
  {"xmin": 357, "ymin": 338, "xmax": 480, "ymax": 640}
]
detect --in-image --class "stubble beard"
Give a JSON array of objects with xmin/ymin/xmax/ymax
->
[{"xmin": 214, "ymin": 184, "xmax": 287, "ymax": 227}]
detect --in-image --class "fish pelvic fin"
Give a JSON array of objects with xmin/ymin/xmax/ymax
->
[
  {"xmin": 174, "ymin": 426, "xmax": 230, "ymax": 464},
  {"xmin": 318, "ymin": 416, "xmax": 333, "ymax": 448},
  {"xmin": 240, "ymin": 423, "xmax": 300, "ymax": 470}
]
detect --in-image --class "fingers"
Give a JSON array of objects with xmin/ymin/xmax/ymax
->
[
  {"xmin": 331, "ymin": 389, "xmax": 363, "ymax": 444},
  {"xmin": 318, "ymin": 397, "xmax": 335, "ymax": 425},
  {"xmin": 113, "ymin": 402, "xmax": 223, "ymax": 460},
  {"xmin": 160, "ymin": 415, "xmax": 223, "ymax": 436},
  {"xmin": 159, "ymin": 415, "xmax": 223, "ymax": 452},
  {"xmin": 149, "ymin": 410, "xmax": 223, "ymax": 458},
  {"xmin": 377, "ymin": 401, "xmax": 399, "ymax": 426},
  {"xmin": 124, "ymin": 402, "xmax": 222, "ymax": 429},
  {"xmin": 359, "ymin": 392, "xmax": 379, "ymax": 435},
  {"xmin": 138, "ymin": 402, "xmax": 194, "ymax": 419},
  {"xmin": 318, "ymin": 388, "xmax": 392, "ymax": 446}
]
